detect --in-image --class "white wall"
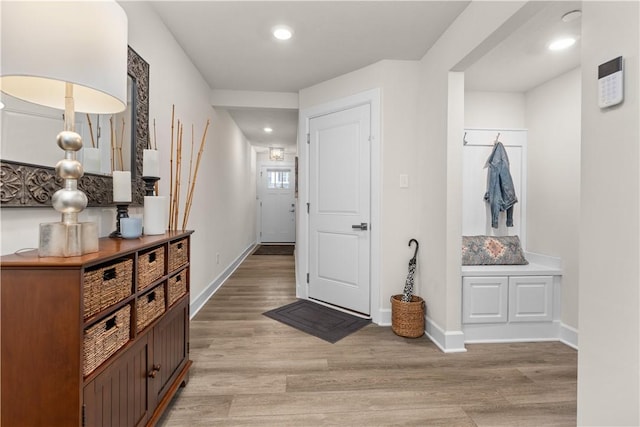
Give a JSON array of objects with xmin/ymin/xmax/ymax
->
[
  {"xmin": 0, "ymin": 4, "xmax": 257, "ymax": 311},
  {"xmin": 120, "ymin": 2, "xmax": 257, "ymax": 305},
  {"xmin": 415, "ymin": 1, "xmax": 528, "ymax": 351},
  {"xmin": 578, "ymin": 1, "xmax": 640, "ymax": 425},
  {"xmin": 525, "ymin": 67, "xmax": 581, "ymax": 331},
  {"xmin": 464, "ymin": 91, "xmax": 526, "ymax": 129},
  {"xmin": 298, "ymin": 60, "xmax": 421, "ymax": 321}
]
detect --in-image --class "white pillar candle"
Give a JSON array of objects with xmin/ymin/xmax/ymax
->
[
  {"xmin": 112, "ymin": 171, "xmax": 132, "ymax": 202},
  {"xmin": 82, "ymin": 147, "xmax": 101, "ymax": 174},
  {"xmin": 143, "ymin": 149, "xmax": 160, "ymax": 177},
  {"xmin": 144, "ymin": 196, "xmax": 167, "ymax": 235}
]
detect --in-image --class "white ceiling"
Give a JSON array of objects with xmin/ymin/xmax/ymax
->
[
  {"xmin": 150, "ymin": 1, "xmax": 582, "ymax": 153},
  {"xmin": 464, "ymin": 1, "xmax": 582, "ymax": 92}
]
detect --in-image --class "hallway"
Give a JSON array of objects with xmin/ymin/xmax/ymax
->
[{"xmin": 159, "ymin": 253, "xmax": 577, "ymax": 426}]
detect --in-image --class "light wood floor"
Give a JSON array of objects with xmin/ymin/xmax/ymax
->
[{"xmin": 158, "ymin": 254, "xmax": 577, "ymax": 426}]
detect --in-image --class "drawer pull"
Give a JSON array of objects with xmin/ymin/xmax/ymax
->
[
  {"xmin": 103, "ymin": 268, "xmax": 116, "ymax": 281},
  {"xmin": 148, "ymin": 252, "xmax": 157, "ymax": 263},
  {"xmin": 147, "ymin": 291, "xmax": 156, "ymax": 303},
  {"xmin": 105, "ymin": 316, "xmax": 117, "ymax": 331},
  {"xmin": 175, "ymin": 275, "xmax": 182, "ymax": 282},
  {"xmin": 177, "ymin": 243, "xmax": 183, "ymax": 250}
]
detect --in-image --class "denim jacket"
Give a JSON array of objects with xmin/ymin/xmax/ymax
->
[{"xmin": 484, "ymin": 142, "xmax": 518, "ymax": 228}]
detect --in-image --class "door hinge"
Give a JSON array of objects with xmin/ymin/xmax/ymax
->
[
  {"xmin": 306, "ymin": 133, "xmax": 310, "ymax": 144},
  {"xmin": 82, "ymin": 404, "xmax": 86, "ymax": 427},
  {"xmin": 306, "ymin": 273, "xmax": 309, "ymax": 283},
  {"xmin": 306, "ymin": 202, "xmax": 310, "ymax": 214}
]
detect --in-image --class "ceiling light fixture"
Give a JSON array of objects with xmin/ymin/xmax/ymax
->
[
  {"xmin": 269, "ymin": 147, "xmax": 285, "ymax": 161},
  {"xmin": 548, "ymin": 37, "xmax": 576, "ymax": 51},
  {"xmin": 272, "ymin": 26, "xmax": 293, "ymax": 41},
  {"xmin": 264, "ymin": 127, "xmax": 273, "ymax": 133}
]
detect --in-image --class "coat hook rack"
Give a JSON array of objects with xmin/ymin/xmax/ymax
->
[
  {"xmin": 463, "ymin": 132, "xmax": 468, "ymax": 145},
  {"xmin": 494, "ymin": 132, "xmax": 501, "ymax": 144}
]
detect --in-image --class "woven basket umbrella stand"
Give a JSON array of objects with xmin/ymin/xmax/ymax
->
[{"xmin": 391, "ymin": 239, "xmax": 425, "ymax": 338}]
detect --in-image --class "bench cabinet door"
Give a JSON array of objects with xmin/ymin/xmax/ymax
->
[
  {"xmin": 508, "ymin": 276, "xmax": 553, "ymax": 322},
  {"xmin": 462, "ymin": 276, "xmax": 508, "ymax": 324}
]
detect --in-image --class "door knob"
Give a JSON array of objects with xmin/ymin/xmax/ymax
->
[{"xmin": 352, "ymin": 223, "xmax": 368, "ymax": 231}]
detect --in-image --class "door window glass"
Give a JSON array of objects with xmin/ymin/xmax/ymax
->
[{"xmin": 267, "ymin": 170, "xmax": 290, "ymax": 189}]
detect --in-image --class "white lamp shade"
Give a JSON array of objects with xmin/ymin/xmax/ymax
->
[{"xmin": 0, "ymin": 1, "xmax": 128, "ymax": 114}]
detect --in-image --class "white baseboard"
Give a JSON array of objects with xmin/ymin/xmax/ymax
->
[
  {"xmin": 425, "ymin": 317, "xmax": 467, "ymax": 353},
  {"xmin": 559, "ymin": 322, "xmax": 579, "ymax": 350},
  {"xmin": 380, "ymin": 311, "xmax": 467, "ymax": 353},
  {"xmin": 463, "ymin": 321, "xmax": 579, "ymax": 350},
  {"xmin": 190, "ymin": 242, "xmax": 257, "ymax": 318},
  {"xmin": 378, "ymin": 308, "xmax": 391, "ymax": 326}
]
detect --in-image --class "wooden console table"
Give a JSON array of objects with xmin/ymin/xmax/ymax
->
[{"xmin": 1, "ymin": 231, "xmax": 193, "ymax": 426}]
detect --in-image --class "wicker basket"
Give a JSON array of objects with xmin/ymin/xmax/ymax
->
[
  {"xmin": 83, "ymin": 304, "xmax": 131, "ymax": 376},
  {"xmin": 391, "ymin": 294, "xmax": 425, "ymax": 338},
  {"xmin": 167, "ymin": 269, "xmax": 188, "ymax": 307},
  {"xmin": 168, "ymin": 238, "xmax": 188, "ymax": 272},
  {"xmin": 83, "ymin": 258, "xmax": 133, "ymax": 319},
  {"xmin": 137, "ymin": 246, "xmax": 165, "ymax": 291},
  {"xmin": 136, "ymin": 284, "xmax": 166, "ymax": 332}
]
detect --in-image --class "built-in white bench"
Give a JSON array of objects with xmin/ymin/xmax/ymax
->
[{"xmin": 461, "ymin": 252, "xmax": 563, "ymax": 343}]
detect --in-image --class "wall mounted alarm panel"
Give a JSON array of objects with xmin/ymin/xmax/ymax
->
[{"xmin": 598, "ymin": 56, "xmax": 624, "ymax": 108}]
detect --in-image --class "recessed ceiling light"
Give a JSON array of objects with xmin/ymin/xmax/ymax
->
[
  {"xmin": 264, "ymin": 127, "xmax": 273, "ymax": 133},
  {"xmin": 548, "ymin": 37, "xmax": 576, "ymax": 51},
  {"xmin": 272, "ymin": 26, "xmax": 293, "ymax": 41}
]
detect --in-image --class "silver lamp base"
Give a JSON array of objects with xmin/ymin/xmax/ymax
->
[{"xmin": 38, "ymin": 221, "xmax": 99, "ymax": 257}]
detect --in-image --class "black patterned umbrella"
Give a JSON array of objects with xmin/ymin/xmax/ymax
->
[{"xmin": 402, "ymin": 239, "xmax": 419, "ymax": 302}]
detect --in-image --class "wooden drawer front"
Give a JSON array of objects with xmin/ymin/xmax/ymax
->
[
  {"xmin": 168, "ymin": 238, "xmax": 188, "ymax": 272},
  {"xmin": 83, "ymin": 258, "xmax": 133, "ymax": 319},
  {"xmin": 137, "ymin": 284, "xmax": 166, "ymax": 333},
  {"xmin": 168, "ymin": 268, "xmax": 188, "ymax": 307},
  {"xmin": 83, "ymin": 304, "xmax": 131, "ymax": 376},
  {"xmin": 138, "ymin": 246, "xmax": 165, "ymax": 291}
]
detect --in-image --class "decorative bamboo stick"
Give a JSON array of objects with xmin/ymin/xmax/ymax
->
[
  {"xmin": 118, "ymin": 117, "xmax": 125, "ymax": 171},
  {"xmin": 86, "ymin": 114, "xmax": 96, "ymax": 148},
  {"xmin": 174, "ymin": 122, "xmax": 183, "ymax": 230},
  {"xmin": 182, "ymin": 119, "xmax": 210, "ymax": 229},
  {"xmin": 153, "ymin": 118, "xmax": 158, "ymax": 150},
  {"xmin": 182, "ymin": 125, "xmax": 195, "ymax": 231},
  {"xmin": 168, "ymin": 105, "xmax": 175, "ymax": 229},
  {"xmin": 110, "ymin": 116, "xmax": 115, "ymax": 171}
]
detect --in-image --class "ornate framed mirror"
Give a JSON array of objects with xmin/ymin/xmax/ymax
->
[{"xmin": 0, "ymin": 46, "xmax": 149, "ymax": 207}]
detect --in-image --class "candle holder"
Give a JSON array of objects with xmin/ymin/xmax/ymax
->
[
  {"xmin": 142, "ymin": 176, "xmax": 160, "ymax": 196},
  {"xmin": 109, "ymin": 203, "xmax": 130, "ymax": 238}
]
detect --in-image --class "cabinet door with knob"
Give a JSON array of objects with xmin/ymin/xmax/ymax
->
[{"xmin": 83, "ymin": 335, "xmax": 152, "ymax": 427}]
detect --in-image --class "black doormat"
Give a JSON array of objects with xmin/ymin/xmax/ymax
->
[
  {"xmin": 263, "ymin": 299, "xmax": 371, "ymax": 343},
  {"xmin": 253, "ymin": 245, "xmax": 295, "ymax": 256}
]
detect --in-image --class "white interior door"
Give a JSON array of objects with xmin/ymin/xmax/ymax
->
[
  {"xmin": 260, "ymin": 167, "xmax": 296, "ymax": 243},
  {"xmin": 308, "ymin": 103, "xmax": 371, "ymax": 315}
]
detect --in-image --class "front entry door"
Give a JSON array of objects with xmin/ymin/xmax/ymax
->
[
  {"xmin": 260, "ymin": 167, "xmax": 296, "ymax": 243},
  {"xmin": 308, "ymin": 103, "xmax": 371, "ymax": 315}
]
